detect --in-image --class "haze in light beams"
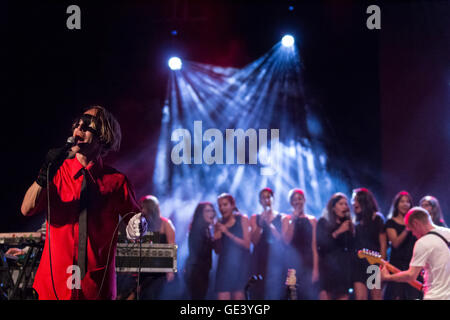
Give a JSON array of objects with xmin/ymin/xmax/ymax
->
[{"xmin": 152, "ymin": 42, "xmax": 350, "ymax": 255}]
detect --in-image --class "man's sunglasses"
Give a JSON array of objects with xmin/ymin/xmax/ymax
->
[{"xmin": 72, "ymin": 114, "xmax": 98, "ymax": 134}]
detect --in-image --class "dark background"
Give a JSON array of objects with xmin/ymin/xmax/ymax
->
[{"xmin": 3, "ymin": 0, "xmax": 449, "ymax": 232}]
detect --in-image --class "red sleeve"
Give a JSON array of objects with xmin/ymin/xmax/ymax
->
[{"xmin": 117, "ymin": 176, "xmax": 140, "ymax": 224}]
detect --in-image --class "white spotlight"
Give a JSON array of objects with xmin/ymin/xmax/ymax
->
[
  {"xmin": 168, "ymin": 57, "xmax": 182, "ymax": 70},
  {"xmin": 281, "ymin": 35, "xmax": 295, "ymax": 47}
]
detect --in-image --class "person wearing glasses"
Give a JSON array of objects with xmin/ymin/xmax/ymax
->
[{"xmin": 20, "ymin": 106, "xmax": 147, "ymax": 300}]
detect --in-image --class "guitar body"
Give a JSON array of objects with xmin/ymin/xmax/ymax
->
[
  {"xmin": 285, "ymin": 269, "xmax": 298, "ymax": 300},
  {"xmin": 357, "ymin": 249, "xmax": 423, "ymax": 292}
]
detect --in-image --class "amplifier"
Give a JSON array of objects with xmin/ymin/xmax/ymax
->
[{"xmin": 115, "ymin": 243, "xmax": 177, "ymax": 273}]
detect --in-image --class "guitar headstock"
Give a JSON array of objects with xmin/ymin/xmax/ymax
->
[
  {"xmin": 285, "ymin": 268, "xmax": 297, "ymax": 286},
  {"xmin": 357, "ymin": 248, "xmax": 382, "ymax": 265}
]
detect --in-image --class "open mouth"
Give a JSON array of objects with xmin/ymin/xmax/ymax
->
[{"xmin": 74, "ymin": 135, "xmax": 85, "ymax": 144}]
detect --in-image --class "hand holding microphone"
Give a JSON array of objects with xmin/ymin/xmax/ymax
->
[
  {"xmin": 260, "ymin": 204, "xmax": 272, "ymax": 226},
  {"xmin": 35, "ymin": 136, "xmax": 78, "ymax": 188}
]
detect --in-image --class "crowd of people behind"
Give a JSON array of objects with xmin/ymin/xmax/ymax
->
[
  {"xmin": 13, "ymin": 106, "xmax": 449, "ymax": 300},
  {"xmin": 120, "ymin": 188, "xmax": 448, "ymax": 300}
]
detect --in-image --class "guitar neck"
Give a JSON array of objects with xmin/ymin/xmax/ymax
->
[{"xmin": 380, "ymin": 259, "xmax": 423, "ymax": 291}]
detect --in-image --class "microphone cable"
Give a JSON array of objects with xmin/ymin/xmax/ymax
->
[
  {"xmin": 95, "ymin": 211, "xmax": 138, "ymax": 300},
  {"xmin": 47, "ymin": 164, "xmax": 139, "ymax": 300},
  {"xmin": 46, "ymin": 164, "xmax": 59, "ymax": 300},
  {"xmin": 45, "ymin": 138, "xmax": 77, "ymax": 300},
  {"xmin": 136, "ymin": 236, "xmax": 142, "ymax": 300}
]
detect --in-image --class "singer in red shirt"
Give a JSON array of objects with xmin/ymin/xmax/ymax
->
[{"xmin": 21, "ymin": 106, "xmax": 145, "ymax": 300}]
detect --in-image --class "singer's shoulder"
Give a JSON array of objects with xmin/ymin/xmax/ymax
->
[
  {"xmin": 101, "ymin": 163, "xmax": 122, "ymax": 175},
  {"xmin": 373, "ymin": 211, "xmax": 386, "ymax": 223},
  {"xmin": 99, "ymin": 164, "xmax": 134, "ymax": 187}
]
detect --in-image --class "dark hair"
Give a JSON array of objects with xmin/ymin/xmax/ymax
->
[
  {"xmin": 419, "ymin": 195, "xmax": 447, "ymax": 227},
  {"xmin": 139, "ymin": 195, "xmax": 160, "ymax": 218},
  {"xmin": 388, "ymin": 191, "xmax": 413, "ymax": 219},
  {"xmin": 73, "ymin": 105, "xmax": 122, "ymax": 157},
  {"xmin": 259, "ymin": 187, "xmax": 274, "ymax": 199},
  {"xmin": 352, "ymin": 188, "xmax": 379, "ymax": 225},
  {"xmin": 288, "ymin": 188, "xmax": 305, "ymax": 205},
  {"xmin": 190, "ymin": 202, "xmax": 216, "ymax": 231},
  {"xmin": 217, "ymin": 193, "xmax": 238, "ymax": 214},
  {"xmin": 323, "ymin": 193, "xmax": 351, "ymax": 230}
]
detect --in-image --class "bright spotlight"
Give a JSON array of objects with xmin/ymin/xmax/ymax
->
[
  {"xmin": 281, "ymin": 35, "xmax": 295, "ymax": 47},
  {"xmin": 168, "ymin": 57, "xmax": 182, "ymax": 70}
]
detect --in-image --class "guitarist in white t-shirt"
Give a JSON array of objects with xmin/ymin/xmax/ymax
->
[{"xmin": 380, "ymin": 207, "xmax": 450, "ymax": 300}]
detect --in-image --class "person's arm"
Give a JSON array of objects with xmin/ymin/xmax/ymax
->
[
  {"xmin": 22, "ymin": 147, "xmax": 77, "ymax": 216},
  {"xmin": 250, "ymin": 214, "xmax": 262, "ymax": 245},
  {"xmin": 266, "ymin": 214, "xmax": 283, "ymax": 241},
  {"xmin": 21, "ymin": 182, "xmax": 46, "ymax": 216},
  {"xmin": 375, "ymin": 214, "xmax": 387, "ymax": 260},
  {"xmin": 379, "ymin": 232, "xmax": 388, "ymax": 260},
  {"xmin": 6, "ymin": 247, "xmax": 29, "ymax": 256},
  {"xmin": 212, "ymin": 222, "xmax": 222, "ymax": 254},
  {"xmin": 164, "ymin": 219, "xmax": 176, "ymax": 244},
  {"xmin": 281, "ymin": 215, "xmax": 294, "ymax": 245},
  {"xmin": 380, "ymin": 265, "xmax": 422, "ymax": 284},
  {"xmin": 118, "ymin": 177, "xmax": 141, "ymax": 222},
  {"xmin": 163, "ymin": 219, "xmax": 176, "ymax": 282},
  {"xmin": 310, "ymin": 217, "xmax": 319, "ymax": 282},
  {"xmin": 386, "ymin": 227, "xmax": 410, "ymax": 249}
]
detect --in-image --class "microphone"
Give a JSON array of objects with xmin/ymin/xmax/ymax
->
[
  {"xmin": 65, "ymin": 136, "xmax": 77, "ymax": 150},
  {"xmin": 48, "ymin": 137, "xmax": 77, "ymax": 166},
  {"xmin": 60, "ymin": 136, "xmax": 78, "ymax": 159}
]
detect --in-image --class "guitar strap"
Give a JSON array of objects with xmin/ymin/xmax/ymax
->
[{"xmin": 426, "ymin": 231, "xmax": 450, "ymax": 248}]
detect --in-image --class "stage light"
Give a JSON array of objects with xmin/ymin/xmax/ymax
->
[
  {"xmin": 281, "ymin": 35, "xmax": 295, "ymax": 47},
  {"xmin": 134, "ymin": 42, "xmax": 351, "ymax": 276},
  {"xmin": 168, "ymin": 57, "xmax": 182, "ymax": 70}
]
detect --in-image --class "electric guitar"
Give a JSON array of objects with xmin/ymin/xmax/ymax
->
[
  {"xmin": 285, "ymin": 268, "xmax": 297, "ymax": 300},
  {"xmin": 357, "ymin": 249, "xmax": 423, "ymax": 291}
]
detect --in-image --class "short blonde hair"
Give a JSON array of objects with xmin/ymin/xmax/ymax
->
[{"xmin": 405, "ymin": 207, "xmax": 432, "ymax": 226}]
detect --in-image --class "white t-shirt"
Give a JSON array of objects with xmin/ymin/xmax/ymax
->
[{"xmin": 410, "ymin": 226, "xmax": 450, "ymax": 300}]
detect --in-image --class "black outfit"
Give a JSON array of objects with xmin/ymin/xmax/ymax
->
[
  {"xmin": 352, "ymin": 212, "xmax": 385, "ymax": 284},
  {"xmin": 116, "ymin": 228, "xmax": 173, "ymax": 300},
  {"xmin": 316, "ymin": 217, "xmax": 354, "ymax": 297},
  {"xmin": 215, "ymin": 213, "xmax": 250, "ymax": 293},
  {"xmin": 116, "ymin": 227, "xmax": 137, "ymax": 300},
  {"xmin": 384, "ymin": 219, "xmax": 422, "ymax": 300},
  {"xmin": 285, "ymin": 216, "xmax": 317, "ymax": 300},
  {"xmin": 139, "ymin": 232, "xmax": 169, "ymax": 300},
  {"xmin": 250, "ymin": 213, "xmax": 285, "ymax": 300},
  {"xmin": 184, "ymin": 224, "xmax": 213, "ymax": 299}
]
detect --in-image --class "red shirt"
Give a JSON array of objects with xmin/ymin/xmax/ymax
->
[{"xmin": 31, "ymin": 156, "xmax": 140, "ymax": 300}]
